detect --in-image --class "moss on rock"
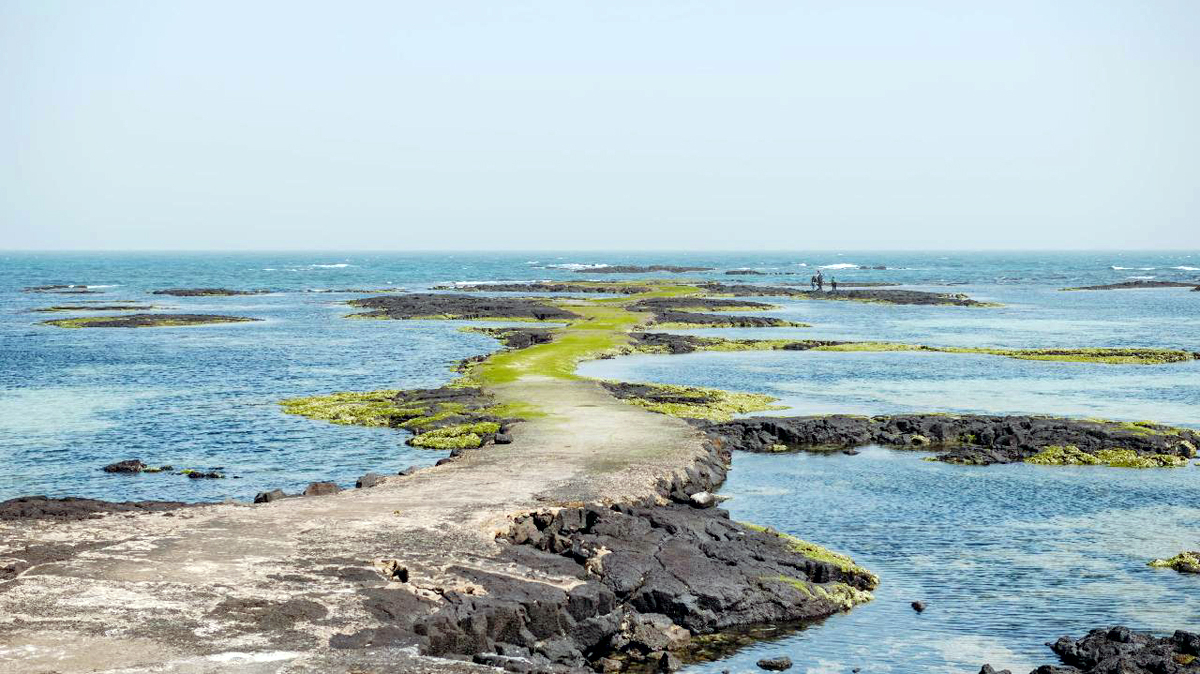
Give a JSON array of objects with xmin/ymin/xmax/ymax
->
[
  {"xmin": 599, "ymin": 381, "xmax": 783, "ymax": 422},
  {"xmin": 1149, "ymin": 551, "xmax": 1200, "ymax": 574},
  {"xmin": 1025, "ymin": 445, "xmax": 1189, "ymax": 468}
]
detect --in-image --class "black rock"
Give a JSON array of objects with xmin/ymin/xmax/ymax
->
[
  {"xmin": 303, "ymin": 481, "xmax": 340, "ymax": 496},
  {"xmin": 397, "ymin": 465, "xmax": 418, "ymax": 476},
  {"xmin": 756, "ymin": 656, "xmax": 793, "ymax": 671},
  {"xmin": 356, "ymin": 473, "xmax": 385, "ymax": 489},
  {"xmin": 348, "ymin": 293, "xmax": 579, "ymax": 321},
  {"xmin": 494, "ymin": 433, "xmax": 513, "ymax": 444},
  {"xmin": 911, "ymin": 601, "xmax": 926, "ymax": 613},
  {"xmin": 183, "ymin": 470, "xmax": 223, "ymax": 479},
  {"xmin": 254, "ymin": 489, "xmax": 287, "ymax": 503},
  {"xmin": 979, "ymin": 666, "xmax": 1012, "ymax": 674},
  {"xmin": 102, "ymin": 459, "xmax": 146, "ymax": 474}
]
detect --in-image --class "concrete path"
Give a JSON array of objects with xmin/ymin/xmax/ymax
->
[{"xmin": 0, "ymin": 377, "xmax": 709, "ymax": 673}]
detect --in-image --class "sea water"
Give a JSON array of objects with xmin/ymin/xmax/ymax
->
[{"xmin": 2, "ymin": 251, "xmax": 1198, "ymax": 671}]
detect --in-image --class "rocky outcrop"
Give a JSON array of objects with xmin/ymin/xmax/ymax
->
[
  {"xmin": 34, "ymin": 304, "xmax": 154, "ymax": 312},
  {"xmin": 980, "ymin": 626, "xmax": 1200, "ymax": 673},
  {"xmin": 22, "ymin": 284, "xmax": 98, "ymax": 294},
  {"xmin": 434, "ymin": 283, "xmax": 653, "ymax": 295},
  {"xmin": 699, "ymin": 283, "xmax": 986, "ymax": 306},
  {"xmin": 648, "ymin": 310, "xmax": 799, "ymax": 328},
  {"xmin": 468, "ymin": 327, "xmax": 555, "ymax": 350},
  {"xmin": 0, "ymin": 495, "xmax": 190, "ymax": 522},
  {"xmin": 42, "ymin": 314, "xmax": 260, "ymax": 328},
  {"xmin": 1149, "ymin": 552, "xmax": 1200, "ymax": 574},
  {"xmin": 1062, "ymin": 281, "xmax": 1198, "ymax": 291},
  {"xmin": 349, "ymin": 294, "xmax": 579, "ymax": 321},
  {"xmin": 327, "ymin": 439, "xmax": 875, "ymax": 673},
  {"xmin": 150, "ymin": 288, "xmax": 269, "ymax": 296},
  {"xmin": 576, "ymin": 265, "xmax": 713, "ymax": 274},
  {"xmin": 702, "ymin": 414, "xmax": 1199, "ymax": 466},
  {"xmin": 629, "ymin": 298, "xmax": 777, "ymax": 312}
]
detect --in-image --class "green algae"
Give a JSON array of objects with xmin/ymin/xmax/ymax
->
[
  {"xmin": 609, "ymin": 382, "xmax": 784, "ymax": 422},
  {"xmin": 409, "ymin": 422, "xmax": 501, "ymax": 449},
  {"xmin": 279, "ymin": 391, "xmax": 413, "ymax": 427},
  {"xmin": 43, "ymin": 314, "xmax": 257, "ymax": 329},
  {"xmin": 1025, "ymin": 445, "xmax": 1189, "ymax": 468},
  {"xmin": 1148, "ymin": 551, "xmax": 1200, "ymax": 574},
  {"xmin": 741, "ymin": 522, "xmax": 878, "ymax": 584}
]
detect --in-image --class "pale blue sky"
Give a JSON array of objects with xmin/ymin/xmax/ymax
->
[{"xmin": 1, "ymin": 1, "xmax": 1197, "ymax": 250}]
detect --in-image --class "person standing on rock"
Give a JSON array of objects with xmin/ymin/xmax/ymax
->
[
  {"xmin": 810, "ymin": 274, "xmax": 817, "ymax": 291},
  {"xmin": 831, "ymin": 277, "xmax": 838, "ymax": 292}
]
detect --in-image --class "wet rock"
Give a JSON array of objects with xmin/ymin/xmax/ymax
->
[
  {"xmin": 254, "ymin": 489, "xmax": 287, "ymax": 503},
  {"xmin": 648, "ymin": 309, "xmax": 798, "ymax": 328},
  {"xmin": 102, "ymin": 459, "xmax": 146, "ymax": 473},
  {"xmin": 469, "ymin": 327, "xmax": 555, "ymax": 350},
  {"xmin": 303, "ymin": 481, "xmax": 341, "ymax": 496},
  {"xmin": 397, "ymin": 465, "xmax": 418, "ymax": 476},
  {"xmin": 23, "ymin": 284, "xmax": 97, "ymax": 293},
  {"xmin": 756, "ymin": 656, "xmax": 793, "ymax": 670},
  {"xmin": 1011, "ymin": 626, "xmax": 1200, "ymax": 673},
  {"xmin": 183, "ymin": 470, "xmax": 223, "ymax": 479},
  {"xmin": 577, "ymin": 265, "xmax": 713, "ymax": 274},
  {"xmin": 434, "ymin": 282, "xmax": 652, "ymax": 294},
  {"xmin": 348, "ymin": 293, "xmax": 579, "ymax": 321},
  {"xmin": 705, "ymin": 414, "xmax": 1200, "ymax": 466},
  {"xmin": 630, "ymin": 297, "xmax": 777, "ymax": 312},
  {"xmin": 0, "ymin": 495, "xmax": 190, "ymax": 521},
  {"xmin": 356, "ymin": 473, "xmax": 385, "ymax": 489},
  {"xmin": 44, "ymin": 313, "xmax": 259, "ymax": 328},
  {"xmin": 698, "ymin": 282, "xmax": 987, "ymax": 306},
  {"xmin": 980, "ymin": 666, "xmax": 1013, "ymax": 674},
  {"xmin": 151, "ymin": 288, "xmax": 269, "ymax": 296},
  {"xmin": 725, "ymin": 269, "xmax": 768, "ymax": 275},
  {"xmin": 911, "ymin": 601, "xmax": 926, "ymax": 613},
  {"xmin": 657, "ymin": 651, "xmax": 682, "ymax": 671},
  {"xmin": 494, "ymin": 433, "xmax": 513, "ymax": 444},
  {"xmin": 1062, "ymin": 280, "xmax": 1197, "ymax": 291}
]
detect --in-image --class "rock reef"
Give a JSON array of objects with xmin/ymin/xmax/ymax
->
[
  {"xmin": 42, "ymin": 313, "xmax": 260, "ymax": 328},
  {"xmin": 1148, "ymin": 551, "xmax": 1200, "ymax": 574},
  {"xmin": 348, "ymin": 293, "xmax": 579, "ymax": 321},
  {"xmin": 150, "ymin": 288, "xmax": 269, "ymax": 296},
  {"xmin": 0, "ymin": 495, "xmax": 190, "ymax": 522},
  {"xmin": 33, "ymin": 304, "xmax": 154, "ymax": 312},
  {"xmin": 576, "ymin": 265, "xmax": 713, "ymax": 274},
  {"xmin": 21, "ymin": 284, "xmax": 98, "ymax": 294},
  {"xmin": 434, "ymin": 282, "xmax": 653, "ymax": 294},
  {"xmin": 981, "ymin": 626, "xmax": 1200, "ymax": 674},
  {"xmin": 1061, "ymin": 280, "xmax": 1199, "ymax": 291},
  {"xmin": 699, "ymin": 282, "xmax": 987, "ymax": 306},
  {"xmin": 702, "ymin": 414, "xmax": 1199, "ymax": 466}
]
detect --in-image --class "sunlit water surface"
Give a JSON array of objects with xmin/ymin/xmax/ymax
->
[{"xmin": 2, "ymin": 251, "xmax": 1199, "ymax": 671}]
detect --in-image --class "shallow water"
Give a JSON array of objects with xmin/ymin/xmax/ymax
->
[{"xmin": 2, "ymin": 250, "xmax": 1199, "ymax": 670}]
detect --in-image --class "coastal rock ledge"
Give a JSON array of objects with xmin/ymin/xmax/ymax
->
[{"xmin": 981, "ymin": 626, "xmax": 1200, "ymax": 673}]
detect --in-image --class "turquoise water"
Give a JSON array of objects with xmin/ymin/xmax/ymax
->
[{"xmin": 2, "ymin": 251, "xmax": 1199, "ymax": 671}]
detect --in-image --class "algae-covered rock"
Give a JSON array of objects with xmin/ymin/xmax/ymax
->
[
  {"xmin": 1149, "ymin": 551, "xmax": 1200, "ymax": 574},
  {"xmin": 705, "ymin": 414, "xmax": 1199, "ymax": 467},
  {"xmin": 43, "ymin": 314, "xmax": 259, "ymax": 329},
  {"xmin": 348, "ymin": 293, "xmax": 579, "ymax": 321},
  {"xmin": 151, "ymin": 288, "xmax": 269, "ymax": 296},
  {"xmin": 601, "ymin": 381, "xmax": 783, "ymax": 422}
]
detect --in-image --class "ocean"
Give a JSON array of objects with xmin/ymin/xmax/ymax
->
[{"xmin": 2, "ymin": 250, "xmax": 1198, "ymax": 672}]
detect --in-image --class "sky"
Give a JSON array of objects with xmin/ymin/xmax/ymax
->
[{"xmin": 1, "ymin": 0, "xmax": 1197, "ymax": 251}]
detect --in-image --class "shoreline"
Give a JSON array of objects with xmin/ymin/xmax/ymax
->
[{"xmin": 3, "ymin": 280, "xmax": 1195, "ymax": 673}]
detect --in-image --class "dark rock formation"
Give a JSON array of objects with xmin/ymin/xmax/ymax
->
[
  {"xmin": 702, "ymin": 414, "xmax": 1199, "ymax": 465},
  {"xmin": 349, "ymin": 294, "xmax": 579, "ymax": 321},
  {"xmin": 329, "ymin": 440, "xmax": 876, "ymax": 671},
  {"xmin": 577, "ymin": 265, "xmax": 713, "ymax": 274},
  {"xmin": 356, "ymin": 473, "xmax": 385, "ymax": 489},
  {"xmin": 1062, "ymin": 280, "xmax": 1198, "ymax": 291},
  {"xmin": 726, "ymin": 270, "xmax": 768, "ymax": 276},
  {"xmin": 911, "ymin": 601, "xmax": 926, "ymax": 613},
  {"xmin": 183, "ymin": 470, "xmax": 223, "ymax": 479},
  {"xmin": 43, "ymin": 313, "xmax": 260, "ymax": 328},
  {"xmin": 699, "ymin": 283, "xmax": 986, "ymax": 306},
  {"xmin": 254, "ymin": 489, "xmax": 288, "ymax": 503},
  {"xmin": 981, "ymin": 626, "xmax": 1200, "ymax": 674},
  {"xmin": 22, "ymin": 284, "xmax": 98, "ymax": 294},
  {"xmin": 434, "ymin": 282, "xmax": 652, "ymax": 295},
  {"xmin": 304, "ymin": 482, "xmax": 341, "ymax": 497},
  {"xmin": 757, "ymin": 656, "xmax": 793, "ymax": 670},
  {"xmin": 151, "ymin": 288, "xmax": 270, "ymax": 296},
  {"xmin": 470, "ymin": 327, "xmax": 555, "ymax": 350},
  {"xmin": 103, "ymin": 459, "xmax": 147, "ymax": 473},
  {"xmin": 0, "ymin": 496, "xmax": 190, "ymax": 522},
  {"xmin": 34, "ymin": 304, "xmax": 154, "ymax": 312},
  {"xmin": 649, "ymin": 310, "xmax": 798, "ymax": 328},
  {"xmin": 627, "ymin": 333, "xmax": 845, "ymax": 355},
  {"xmin": 630, "ymin": 298, "xmax": 777, "ymax": 312}
]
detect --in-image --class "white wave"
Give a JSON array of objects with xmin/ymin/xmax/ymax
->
[
  {"xmin": 818, "ymin": 263, "xmax": 859, "ymax": 270},
  {"xmin": 1172, "ymin": 266, "xmax": 1200, "ymax": 271},
  {"xmin": 1111, "ymin": 266, "xmax": 1156, "ymax": 270},
  {"xmin": 526, "ymin": 260, "xmax": 539, "ymax": 264},
  {"xmin": 544, "ymin": 263, "xmax": 610, "ymax": 271},
  {"xmin": 308, "ymin": 263, "xmax": 354, "ymax": 268},
  {"xmin": 796, "ymin": 262, "xmax": 808, "ymax": 267},
  {"xmin": 86, "ymin": 284, "xmax": 119, "ymax": 288},
  {"xmin": 1127, "ymin": 275, "xmax": 1156, "ymax": 280},
  {"xmin": 262, "ymin": 268, "xmax": 277, "ymax": 271}
]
